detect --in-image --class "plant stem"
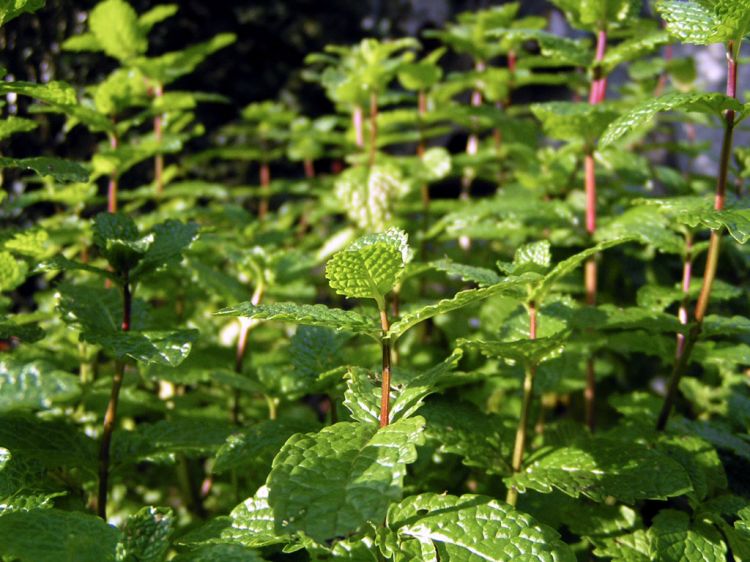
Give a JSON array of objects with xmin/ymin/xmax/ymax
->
[
  {"xmin": 583, "ymin": 27, "xmax": 607, "ymax": 432},
  {"xmin": 656, "ymin": 41, "xmax": 738, "ymax": 431},
  {"xmin": 459, "ymin": 60, "xmax": 485, "ymax": 251},
  {"xmin": 417, "ymin": 89, "xmax": 431, "ymax": 260},
  {"xmin": 675, "ymin": 232, "xmax": 693, "ymax": 358},
  {"xmin": 258, "ymin": 159, "xmax": 270, "ymax": 220},
  {"xmin": 153, "ymin": 82, "xmax": 164, "ymax": 196},
  {"xmin": 97, "ymin": 272, "xmax": 131, "ymax": 519},
  {"xmin": 379, "ymin": 307, "xmax": 392, "ymax": 428},
  {"xmin": 353, "ymin": 104, "xmax": 364, "ymax": 149},
  {"xmin": 232, "ymin": 279, "xmax": 265, "ymax": 424},
  {"xmin": 368, "ymin": 91, "xmax": 378, "ymax": 168},
  {"xmin": 107, "ymin": 130, "xmax": 119, "ymax": 213},
  {"xmin": 507, "ymin": 301, "xmax": 537, "ymax": 506},
  {"xmin": 303, "ymin": 158, "xmax": 315, "ymax": 179}
]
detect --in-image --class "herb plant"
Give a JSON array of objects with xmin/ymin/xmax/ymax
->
[{"xmin": 1, "ymin": 0, "xmax": 750, "ymax": 561}]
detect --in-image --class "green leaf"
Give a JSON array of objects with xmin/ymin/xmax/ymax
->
[
  {"xmin": 0, "ymin": 415, "xmax": 97, "ymax": 473},
  {"xmin": 531, "ymin": 237, "xmax": 635, "ymax": 302},
  {"xmin": 134, "ymin": 33, "xmax": 237, "ymax": 84},
  {"xmin": 602, "ymin": 30, "xmax": 670, "ymax": 74},
  {"xmin": 0, "ymin": 359, "xmax": 79, "ymax": 413},
  {"xmin": 420, "ymin": 399, "xmax": 513, "ymax": 475},
  {"xmin": 224, "ymin": 486, "xmax": 285, "ymax": 548},
  {"xmin": 117, "ymin": 507, "xmax": 174, "ymax": 562},
  {"xmin": 649, "ymin": 509, "xmax": 727, "ymax": 562},
  {"xmin": 334, "ymin": 165, "xmax": 410, "ymax": 231},
  {"xmin": 0, "ymin": 0, "xmax": 44, "ymax": 26},
  {"xmin": 432, "ymin": 258, "xmax": 502, "ymax": 286},
  {"xmin": 0, "ymin": 509, "xmax": 119, "ymax": 562},
  {"xmin": 325, "ymin": 229, "xmax": 408, "ymax": 308},
  {"xmin": 84, "ymin": 329, "xmax": 199, "ymax": 366},
  {"xmin": 657, "ymin": 435, "xmax": 726, "ymax": 502},
  {"xmin": 459, "ymin": 335, "xmax": 565, "ymax": 367},
  {"xmin": 388, "ymin": 277, "xmax": 529, "ymax": 340},
  {"xmin": 531, "ymin": 101, "xmax": 619, "ymax": 144},
  {"xmin": 264, "ymin": 418, "xmax": 424, "ymax": 543},
  {"xmin": 213, "ymin": 419, "xmax": 311, "ymax": 474},
  {"xmin": 657, "ymin": 0, "xmax": 750, "ymax": 45},
  {"xmin": 601, "ymin": 92, "xmax": 743, "ymax": 147},
  {"xmin": 89, "ymin": 0, "xmax": 147, "ymax": 61},
  {"xmin": 510, "ymin": 437, "xmax": 693, "ymax": 503},
  {"xmin": 0, "ymin": 80, "xmax": 77, "ymax": 105},
  {"xmin": 0, "ymin": 156, "xmax": 89, "ymax": 183},
  {"xmin": 215, "ymin": 302, "xmax": 380, "ymax": 338},
  {"xmin": 497, "ymin": 240, "xmax": 552, "ymax": 276},
  {"xmin": 0, "ymin": 251, "xmax": 28, "ymax": 292},
  {"xmin": 551, "ymin": 0, "xmax": 640, "ymax": 31},
  {"xmin": 0, "ymin": 116, "xmax": 37, "ymax": 141},
  {"xmin": 386, "ymin": 493, "xmax": 575, "ymax": 561},
  {"xmin": 138, "ymin": 4, "xmax": 178, "ymax": 32},
  {"xmin": 171, "ymin": 544, "xmax": 266, "ymax": 562},
  {"xmin": 133, "ymin": 220, "xmax": 199, "ymax": 279}
]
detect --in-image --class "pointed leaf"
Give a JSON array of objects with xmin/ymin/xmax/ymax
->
[
  {"xmin": 89, "ymin": 0, "xmax": 147, "ymax": 61},
  {"xmin": 0, "ymin": 0, "xmax": 44, "ymax": 26},
  {"xmin": 215, "ymin": 302, "xmax": 380, "ymax": 338},
  {"xmin": 601, "ymin": 92, "xmax": 743, "ymax": 147},
  {"xmin": 649, "ymin": 509, "xmax": 727, "ymax": 562},
  {"xmin": 117, "ymin": 507, "xmax": 174, "ymax": 562},
  {"xmin": 0, "ymin": 156, "xmax": 88, "ymax": 183}
]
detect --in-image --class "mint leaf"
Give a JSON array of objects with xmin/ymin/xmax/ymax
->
[
  {"xmin": 649, "ymin": 509, "xmax": 727, "ymax": 562},
  {"xmin": 215, "ymin": 302, "xmax": 380, "ymax": 338},
  {"xmin": 386, "ymin": 493, "xmax": 575, "ymax": 561},
  {"xmin": 325, "ymin": 229, "xmax": 408, "ymax": 309},
  {"xmin": 0, "ymin": 156, "xmax": 89, "ymax": 183},
  {"xmin": 89, "ymin": 0, "xmax": 147, "ymax": 61},
  {"xmin": 265, "ymin": 418, "xmax": 424, "ymax": 542},
  {"xmin": 0, "ymin": 509, "xmax": 119, "ymax": 562},
  {"xmin": 601, "ymin": 92, "xmax": 743, "ymax": 147},
  {"xmin": 0, "ymin": 0, "xmax": 44, "ymax": 26},
  {"xmin": 0, "ymin": 359, "xmax": 79, "ymax": 413},
  {"xmin": 510, "ymin": 438, "xmax": 693, "ymax": 503},
  {"xmin": 657, "ymin": 0, "xmax": 750, "ymax": 45},
  {"xmin": 117, "ymin": 507, "xmax": 174, "ymax": 562}
]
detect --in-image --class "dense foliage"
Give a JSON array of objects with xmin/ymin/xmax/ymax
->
[{"xmin": 1, "ymin": 0, "xmax": 750, "ymax": 560}]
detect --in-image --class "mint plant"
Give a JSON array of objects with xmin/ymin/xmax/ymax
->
[{"xmin": 2, "ymin": 1, "xmax": 750, "ymax": 560}]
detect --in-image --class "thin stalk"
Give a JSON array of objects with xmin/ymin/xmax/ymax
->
[
  {"xmin": 417, "ymin": 89, "xmax": 431, "ymax": 260},
  {"xmin": 258, "ymin": 159, "xmax": 270, "ymax": 220},
  {"xmin": 353, "ymin": 104, "xmax": 364, "ymax": 149},
  {"xmin": 379, "ymin": 307, "xmax": 392, "ymax": 428},
  {"xmin": 97, "ymin": 272, "xmax": 131, "ymax": 519},
  {"xmin": 107, "ymin": 130, "xmax": 119, "ymax": 213},
  {"xmin": 656, "ymin": 41, "xmax": 738, "ymax": 431},
  {"xmin": 675, "ymin": 233, "xmax": 693, "ymax": 358},
  {"xmin": 303, "ymin": 158, "xmax": 315, "ymax": 179},
  {"xmin": 153, "ymin": 82, "xmax": 164, "ymax": 196},
  {"xmin": 583, "ymin": 27, "xmax": 607, "ymax": 432},
  {"xmin": 368, "ymin": 91, "xmax": 378, "ymax": 168},
  {"xmin": 232, "ymin": 279, "xmax": 265, "ymax": 424},
  {"xmin": 507, "ymin": 301, "xmax": 537, "ymax": 506},
  {"xmin": 459, "ymin": 60, "xmax": 485, "ymax": 251}
]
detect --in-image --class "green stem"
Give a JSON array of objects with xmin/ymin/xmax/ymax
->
[
  {"xmin": 507, "ymin": 301, "xmax": 537, "ymax": 506},
  {"xmin": 97, "ymin": 272, "xmax": 131, "ymax": 519}
]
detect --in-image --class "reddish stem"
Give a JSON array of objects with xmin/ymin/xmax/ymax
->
[
  {"xmin": 353, "ymin": 105, "xmax": 364, "ymax": 149},
  {"xmin": 258, "ymin": 161, "xmax": 270, "ymax": 220},
  {"xmin": 379, "ymin": 308, "xmax": 391, "ymax": 428},
  {"xmin": 303, "ymin": 158, "xmax": 315, "ymax": 179},
  {"xmin": 107, "ymin": 131, "xmax": 119, "ymax": 213}
]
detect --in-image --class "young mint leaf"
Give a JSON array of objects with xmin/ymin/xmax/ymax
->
[
  {"xmin": 137, "ymin": 4, "xmax": 178, "ymax": 32},
  {"xmin": 657, "ymin": 0, "xmax": 750, "ymax": 45},
  {"xmin": 649, "ymin": 509, "xmax": 727, "ymax": 562},
  {"xmin": 531, "ymin": 101, "xmax": 619, "ymax": 145},
  {"xmin": 386, "ymin": 493, "xmax": 575, "ymax": 561},
  {"xmin": 117, "ymin": 507, "xmax": 174, "ymax": 562},
  {"xmin": 265, "ymin": 418, "xmax": 424, "ymax": 543},
  {"xmin": 459, "ymin": 336, "xmax": 565, "ymax": 367},
  {"xmin": 325, "ymin": 229, "xmax": 409, "ymax": 309},
  {"xmin": 89, "ymin": 0, "xmax": 147, "ymax": 62},
  {"xmin": 0, "ymin": 509, "xmax": 119, "ymax": 562},
  {"xmin": 132, "ymin": 220, "xmax": 199, "ymax": 280},
  {"xmin": 497, "ymin": 240, "xmax": 552, "ymax": 276},
  {"xmin": 93, "ymin": 213, "xmax": 146, "ymax": 274},
  {"xmin": 215, "ymin": 302, "xmax": 380, "ymax": 338},
  {"xmin": 602, "ymin": 30, "xmax": 671, "ymax": 74},
  {"xmin": 0, "ymin": 251, "xmax": 28, "ymax": 292},
  {"xmin": 171, "ymin": 544, "xmax": 266, "ymax": 562},
  {"xmin": 601, "ymin": 92, "xmax": 743, "ymax": 147},
  {"xmin": 657, "ymin": 435, "xmax": 727, "ymax": 502},
  {"xmin": 551, "ymin": 0, "xmax": 640, "ymax": 31},
  {"xmin": 0, "ymin": 116, "xmax": 37, "ymax": 141},
  {"xmin": 0, "ymin": 359, "xmax": 80, "ymax": 413},
  {"xmin": 83, "ymin": 329, "xmax": 199, "ymax": 366},
  {"xmin": 334, "ymin": 165, "xmax": 410, "ymax": 231}
]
